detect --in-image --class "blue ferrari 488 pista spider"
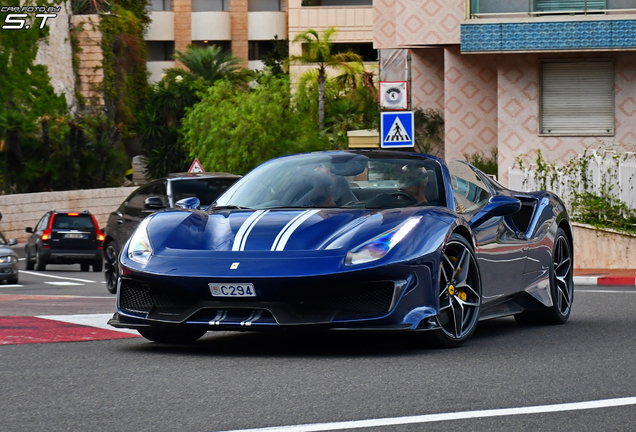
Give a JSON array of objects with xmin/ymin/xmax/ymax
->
[{"xmin": 108, "ymin": 150, "xmax": 574, "ymax": 347}]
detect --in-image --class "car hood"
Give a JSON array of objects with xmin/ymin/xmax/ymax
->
[
  {"xmin": 0, "ymin": 245, "xmax": 16, "ymax": 256},
  {"xmin": 145, "ymin": 207, "xmax": 451, "ymax": 257}
]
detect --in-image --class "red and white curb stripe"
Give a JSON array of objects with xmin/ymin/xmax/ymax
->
[{"xmin": 574, "ymin": 276, "xmax": 636, "ymax": 286}]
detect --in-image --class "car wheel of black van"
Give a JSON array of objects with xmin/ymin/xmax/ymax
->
[
  {"xmin": 25, "ymin": 249, "xmax": 34, "ymax": 270},
  {"xmin": 35, "ymin": 250, "xmax": 46, "ymax": 271},
  {"xmin": 80, "ymin": 263, "xmax": 90, "ymax": 272},
  {"xmin": 104, "ymin": 241, "xmax": 119, "ymax": 294},
  {"xmin": 137, "ymin": 327, "xmax": 207, "ymax": 344},
  {"xmin": 8, "ymin": 278, "xmax": 18, "ymax": 285}
]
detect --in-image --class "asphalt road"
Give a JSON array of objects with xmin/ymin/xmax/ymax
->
[{"xmin": 1, "ymin": 258, "xmax": 635, "ymax": 432}]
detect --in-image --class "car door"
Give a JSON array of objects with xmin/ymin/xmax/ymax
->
[
  {"xmin": 447, "ymin": 161, "xmax": 527, "ymax": 303},
  {"xmin": 28, "ymin": 213, "xmax": 50, "ymax": 256}
]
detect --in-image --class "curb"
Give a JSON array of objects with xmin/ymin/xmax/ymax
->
[{"xmin": 574, "ymin": 276, "xmax": 636, "ymax": 286}]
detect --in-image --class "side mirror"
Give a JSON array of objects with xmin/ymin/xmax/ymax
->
[
  {"xmin": 175, "ymin": 197, "xmax": 200, "ymax": 210},
  {"xmin": 8, "ymin": 239, "xmax": 17, "ymax": 246},
  {"xmin": 25, "ymin": 227, "xmax": 33, "ymax": 233},
  {"xmin": 469, "ymin": 196, "xmax": 521, "ymax": 229},
  {"xmin": 143, "ymin": 196, "xmax": 166, "ymax": 210}
]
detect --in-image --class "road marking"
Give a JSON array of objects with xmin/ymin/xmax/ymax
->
[
  {"xmin": 19, "ymin": 270, "xmax": 97, "ymax": 283},
  {"xmin": 18, "ymin": 258, "xmax": 25, "ymax": 261},
  {"xmin": 577, "ymin": 290, "xmax": 636, "ymax": 293},
  {"xmin": 44, "ymin": 281, "xmax": 84, "ymax": 286},
  {"xmin": 37, "ymin": 313, "xmax": 139, "ymax": 335},
  {"xmin": 214, "ymin": 396, "xmax": 636, "ymax": 432},
  {"xmin": 0, "ymin": 284, "xmax": 24, "ymax": 288}
]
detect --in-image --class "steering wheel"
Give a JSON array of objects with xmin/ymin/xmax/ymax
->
[{"xmin": 391, "ymin": 191, "xmax": 418, "ymax": 204}]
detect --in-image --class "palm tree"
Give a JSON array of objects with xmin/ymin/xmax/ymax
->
[
  {"xmin": 290, "ymin": 27, "xmax": 363, "ymax": 130},
  {"xmin": 166, "ymin": 45, "xmax": 252, "ymax": 86}
]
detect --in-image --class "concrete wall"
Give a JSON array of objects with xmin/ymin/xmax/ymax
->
[
  {"xmin": 497, "ymin": 51, "xmax": 636, "ymax": 185},
  {"xmin": 0, "ymin": 188, "xmax": 137, "ymax": 244},
  {"xmin": 444, "ymin": 46, "xmax": 498, "ymax": 162},
  {"xmin": 374, "ymin": 0, "xmax": 463, "ymax": 48},
  {"xmin": 573, "ymin": 223, "xmax": 636, "ymax": 269}
]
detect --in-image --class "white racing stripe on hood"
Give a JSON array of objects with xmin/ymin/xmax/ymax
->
[
  {"xmin": 273, "ymin": 210, "xmax": 319, "ymax": 251},
  {"xmin": 232, "ymin": 210, "xmax": 269, "ymax": 251},
  {"xmin": 270, "ymin": 210, "xmax": 311, "ymax": 251}
]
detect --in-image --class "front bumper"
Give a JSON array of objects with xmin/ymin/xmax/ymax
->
[
  {"xmin": 111, "ymin": 260, "xmax": 441, "ymax": 332},
  {"xmin": 0, "ymin": 262, "xmax": 18, "ymax": 280}
]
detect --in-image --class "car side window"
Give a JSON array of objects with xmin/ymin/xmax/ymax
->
[
  {"xmin": 125, "ymin": 185, "xmax": 156, "ymax": 217},
  {"xmin": 153, "ymin": 181, "xmax": 169, "ymax": 206},
  {"xmin": 447, "ymin": 161, "xmax": 492, "ymax": 214},
  {"xmin": 36, "ymin": 214, "xmax": 50, "ymax": 231}
]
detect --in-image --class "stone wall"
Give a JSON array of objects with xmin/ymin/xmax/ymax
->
[
  {"xmin": 573, "ymin": 223, "xmax": 636, "ymax": 270},
  {"xmin": 0, "ymin": 187, "xmax": 137, "ymax": 244},
  {"xmin": 71, "ymin": 14, "xmax": 104, "ymax": 105}
]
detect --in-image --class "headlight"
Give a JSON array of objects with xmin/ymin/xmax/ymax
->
[
  {"xmin": 127, "ymin": 217, "xmax": 154, "ymax": 264},
  {"xmin": 345, "ymin": 216, "xmax": 421, "ymax": 266},
  {"xmin": 0, "ymin": 255, "xmax": 17, "ymax": 264}
]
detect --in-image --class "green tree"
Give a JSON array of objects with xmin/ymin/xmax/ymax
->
[
  {"xmin": 166, "ymin": 44, "xmax": 252, "ymax": 86},
  {"xmin": 291, "ymin": 27, "xmax": 363, "ymax": 130},
  {"xmin": 261, "ymin": 35, "xmax": 289, "ymax": 76},
  {"xmin": 182, "ymin": 76, "xmax": 328, "ymax": 175}
]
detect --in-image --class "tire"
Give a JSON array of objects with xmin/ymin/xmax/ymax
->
[
  {"xmin": 93, "ymin": 259, "xmax": 103, "ymax": 272},
  {"xmin": 25, "ymin": 249, "xmax": 34, "ymax": 270},
  {"xmin": 433, "ymin": 233, "xmax": 482, "ymax": 348},
  {"xmin": 35, "ymin": 250, "xmax": 46, "ymax": 271},
  {"xmin": 515, "ymin": 227, "xmax": 573, "ymax": 325},
  {"xmin": 80, "ymin": 263, "xmax": 90, "ymax": 272},
  {"xmin": 137, "ymin": 327, "xmax": 207, "ymax": 344},
  {"xmin": 8, "ymin": 278, "xmax": 18, "ymax": 285},
  {"xmin": 104, "ymin": 241, "xmax": 119, "ymax": 294}
]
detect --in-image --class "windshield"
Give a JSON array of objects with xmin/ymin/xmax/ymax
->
[
  {"xmin": 214, "ymin": 153, "xmax": 445, "ymax": 210},
  {"xmin": 171, "ymin": 178, "xmax": 237, "ymax": 207}
]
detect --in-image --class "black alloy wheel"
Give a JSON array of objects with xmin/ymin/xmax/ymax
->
[
  {"xmin": 137, "ymin": 327, "xmax": 207, "ymax": 344},
  {"xmin": 515, "ymin": 227, "xmax": 573, "ymax": 325},
  {"xmin": 104, "ymin": 241, "xmax": 119, "ymax": 294},
  {"xmin": 434, "ymin": 233, "xmax": 482, "ymax": 348}
]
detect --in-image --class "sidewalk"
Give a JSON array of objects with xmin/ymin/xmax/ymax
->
[{"xmin": 573, "ymin": 269, "xmax": 636, "ymax": 286}]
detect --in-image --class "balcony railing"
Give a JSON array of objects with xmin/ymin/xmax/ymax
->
[{"xmin": 469, "ymin": 0, "xmax": 636, "ymax": 18}]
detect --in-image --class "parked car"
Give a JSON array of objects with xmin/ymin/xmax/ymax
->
[
  {"xmin": 103, "ymin": 172, "xmax": 241, "ymax": 293},
  {"xmin": 108, "ymin": 150, "xmax": 573, "ymax": 347},
  {"xmin": 25, "ymin": 210, "xmax": 105, "ymax": 272},
  {"xmin": 0, "ymin": 229, "xmax": 19, "ymax": 284}
]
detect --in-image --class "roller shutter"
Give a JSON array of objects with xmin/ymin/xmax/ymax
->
[
  {"xmin": 535, "ymin": 0, "xmax": 606, "ymax": 12},
  {"xmin": 541, "ymin": 61, "xmax": 614, "ymax": 135}
]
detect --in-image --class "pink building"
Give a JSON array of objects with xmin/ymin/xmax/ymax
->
[{"xmin": 374, "ymin": 0, "xmax": 636, "ymax": 185}]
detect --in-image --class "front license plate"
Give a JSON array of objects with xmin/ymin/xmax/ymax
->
[
  {"xmin": 64, "ymin": 233, "xmax": 84, "ymax": 239},
  {"xmin": 209, "ymin": 283, "xmax": 256, "ymax": 297}
]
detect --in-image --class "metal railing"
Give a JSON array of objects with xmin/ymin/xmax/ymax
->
[
  {"xmin": 508, "ymin": 151, "xmax": 636, "ymax": 210},
  {"xmin": 468, "ymin": 0, "xmax": 636, "ymax": 19}
]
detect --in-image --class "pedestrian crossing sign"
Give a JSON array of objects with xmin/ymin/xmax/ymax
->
[{"xmin": 381, "ymin": 111, "xmax": 414, "ymax": 148}]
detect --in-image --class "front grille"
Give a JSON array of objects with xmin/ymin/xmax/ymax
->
[
  {"xmin": 289, "ymin": 281, "xmax": 395, "ymax": 320},
  {"xmin": 119, "ymin": 279, "xmax": 196, "ymax": 316}
]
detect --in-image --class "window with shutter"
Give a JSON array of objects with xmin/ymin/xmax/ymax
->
[{"xmin": 540, "ymin": 60, "xmax": 614, "ymax": 136}]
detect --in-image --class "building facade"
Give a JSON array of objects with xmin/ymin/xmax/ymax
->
[
  {"xmin": 375, "ymin": 0, "xmax": 636, "ymax": 185},
  {"xmin": 145, "ymin": 0, "xmax": 288, "ymax": 82}
]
